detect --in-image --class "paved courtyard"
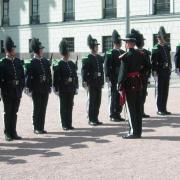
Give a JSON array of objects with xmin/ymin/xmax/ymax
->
[{"xmin": 0, "ymin": 87, "xmax": 180, "ymax": 180}]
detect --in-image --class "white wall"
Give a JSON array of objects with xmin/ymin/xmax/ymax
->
[
  {"xmin": 75, "ymin": 0, "xmax": 103, "ymax": 20},
  {"xmin": 39, "ymin": 0, "xmax": 63, "ymax": 23},
  {"xmin": 9, "ymin": 0, "xmax": 29, "ymax": 26}
]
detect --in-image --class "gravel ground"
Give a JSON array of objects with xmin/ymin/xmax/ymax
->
[{"xmin": 0, "ymin": 87, "xmax": 180, "ymax": 180}]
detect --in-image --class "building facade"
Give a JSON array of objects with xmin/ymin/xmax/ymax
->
[{"xmin": 0, "ymin": 0, "xmax": 180, "ymax": 58}]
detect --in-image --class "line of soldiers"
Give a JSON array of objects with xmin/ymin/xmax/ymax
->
[{"xmin": 0, "ymin": 26, "xmax": 179, "ymax": 141}]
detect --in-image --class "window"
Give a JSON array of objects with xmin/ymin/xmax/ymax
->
[
  {"xmin": 2, "ymin": 0, "xmax": 9, "ymax": 26},
  {"xmin": 30, "ymin": 0, "xmax": 40, "ymax": 24},
  {"xmin": 103, "ymin": 0, "xmax": 117, "ymax": 19},
  {"xmin": 63, "ymin": 38, "xmax": 74, "ymax": 52},
  {"xmin": 102, "ymin": 36, "xmax": 113, "ymax": 52},
  {"xmin": 0, "ymin": 40, "xmax": 5, "ymax": 53},
  {"xmin": 64, "ymin": 0, "xmax": 75, "ymax": 22},
  {"xmin": 153, "ymin": 33, "xmax": 171, "ymax": 46},
  {"xmin": 153, "ymin": 0, "xmax": 170, "ymax": 15}
]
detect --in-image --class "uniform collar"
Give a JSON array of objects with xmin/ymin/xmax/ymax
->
[
  {"xmin": 6, "ymin": 55, "xmax": 15, "ymax": 61},
  {"xmin": 34, "ymin": 54, "xmax": 43, "ymax": 60},
  {"xmin": 61, "ymin": 58, "xmax": 69, "ymax": 62}
]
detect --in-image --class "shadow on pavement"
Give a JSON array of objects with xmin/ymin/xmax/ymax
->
[{"xmin": 0, "ymin": 125, "xmax": 127, "ymax": 164}]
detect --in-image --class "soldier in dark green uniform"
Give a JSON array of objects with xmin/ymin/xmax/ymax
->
[
  {"xmin": 104, "ymin": 30, "xmax": 125, "ymax": 122},
  {"xmin": 81, "ymin": 35, "xmax": 104, "ymax": 126},
  {"xmin": 131, "ymin": 29, "xmax": 152, "ymax": 118},
  {"xmin": 26, "ymin": 38, "xmax": 52, "ymax": 134},
  {"xmin": 0, "ymin": 36, "xmax": 25, "ymax": 141},
  {"xmin": 174, "ymin": 43, "xmax": 180, "ymax": 76},
  {"xmin": 53, "ymin": 40, "xmax": 78, "ymax": 131},
  {"xmin": 151, "ymin": 27, "xmax": 172, "ymax": 115},
  {"xmin": 118, "ymin": 33, "xmax": 149, "ymax": 139}
]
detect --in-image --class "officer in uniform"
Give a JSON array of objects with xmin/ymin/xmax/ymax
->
[
  {"xmin": 0, "ymin": 36, "xmax": 25, "ymax": 141},
  {"xmin": 131, "ymin": 29, "xmax": 152, "ymax": 118},
  {"xmin": 118, "ymin": 33, "xmax": 148, "ymax": 139},
  {"xmin": 53, "ymin": 39, "xmax": 78, "ymax": 131},
  {"xmin": 81, "ymin": 35, "xmax": 104, "ymax": 126},
  {"xmin": 151, "ymin": 27, "xmax": 172, "ymax": 115},
  {"xmin": 104, "ymin": 30, "xmax": 125, "ymax": 122},
  {"xmin": 26, "ymin": 38, "xmax": 52, "ymax": 134}
]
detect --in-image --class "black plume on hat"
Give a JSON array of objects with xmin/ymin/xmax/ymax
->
[
  {"xmin": 59, "ymin": 39, "xmax": 69, "ymax": 55},
  {"xmin": 5, "ymin": 36, "xmax": 16, "ymax": 52},
  {"xmin": 30, "ymin": 38, "xmax": 44, "ymax": 53},
  {"xmin": 112, "ymin": 30, "xmax": 121, "ymax": 44},
  {"xmin": 87, "ymin": 34, "xmax": 100, "ymax": 49},
  {"xmin": 131, "ymin": 29, "xmax": 144, "ymax": 48},
  {"xmin": 158, "ymin": 26, "xmax": 167, "ymax": 39}
]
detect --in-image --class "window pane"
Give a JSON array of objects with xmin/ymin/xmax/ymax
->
[
  {"xmin": 103, "ymin": 36, "xmax": 113, "ymax": 52},
  {"xmin": 63, "ymin": 38, "xmax": 74, "ymax": 52},
  {"xmin": 65, "ymin": 0, "xmax": 74, "ymax": 12},
  {"xmin": 32, "ymin": 0, "xmax": 38, "ymax": 15}
]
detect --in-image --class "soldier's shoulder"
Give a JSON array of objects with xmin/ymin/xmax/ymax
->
[
  {"xmin": 142, "ymin": 49, "xmax": 151, "ymax": 56},
  {"xmin": 106, "ymin": 49, "xmax": 113, "ymax": 55},
  {"xmin": 152, "ymin": 44, "xmax": 159, "ymax": 50},
  {"xmin": 82, "ymin": 55, "xmax": 89, "ymax": 63},
  {"xmin": 176, "ymin": 43, "xmax": 180, "ymax": 47},
  {"xmin": 0, "ymin": 57, "xmax": 6, "ymax": 63}
]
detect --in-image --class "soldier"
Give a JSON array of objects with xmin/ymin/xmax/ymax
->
[
  {"xmin": 174, "ymin": 43, "xmax": 180, "ymax": 76},
  {"xmin": 104, "ymin": 30, "xmax": 125, "ymax": 122},
  {"xmin": 0, "ymin": 36, "xmax": 25, "ymax": 141},
  {"xmin": 53, "ymin": 39, "xmax": 78, "ymax": 131},
  {"xmin": 81, "ymin": 35, "xmax": 104, "ymax": 126},
  {"xmin": 25, "ymin": 38, "xmax": 52, "ymax": 134},
  {"xmin": 151, "ymin": 27, "xmax": 172, "ymax": 115},
  {"xmin": 118, "ymin": 33, "xmax": 148, "ymax": 139},
  {"xmin": 131, "ymin": 29, "xmax": 152, "ymax": 118}
]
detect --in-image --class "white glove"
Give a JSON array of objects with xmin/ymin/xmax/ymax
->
[
  {"xmin": 24, "ymin": 88, "xmax": 32, "ymax": 97},
  {"xmin": 53, "ymin": 87, "xmax": 59, "ymax": 96},
  {"xmin": 153, "ymin": 71, "xmax": 158, "ymax": 82},
  {"xmin": 82, "ymin": 82, "xmax": 88, "ymax": 90}
]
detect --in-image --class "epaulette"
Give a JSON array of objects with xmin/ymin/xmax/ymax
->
[
  {"xmin": 176, "ymin": 43, "xmax": 180, "ymax": 47},
  {"xmin": 23, "ymin": 59, "xmax": 31, "ymax": 70},
  {"xmin": 82, "ymin": 55, "xmax": 89, "ymax": 64},
  {"xmin": 0, "ymin": 57, "xmax": 4, "ymax": 63},
  {"xmin": 52, "ymin": 59, "xmax": 60, "ymax": 71},
  {"xmin": 106, "ymin": 49, "xmax": 113, "ymax": 55},
  {"xmin": 152, "ymin": 44, "xmax": 158, "ymax": 50}
]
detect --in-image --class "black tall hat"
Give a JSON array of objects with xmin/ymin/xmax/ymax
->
[
  {"xmin": 122, "ymin": 33, "xmax": 137, "ymax": 43},
  {"xmin": 87, "ymin": 34, "xmax": 100, "ymax": 49},
  {"xmin": 5, "ymin": 36, "xmax": 16, "ymax": 52},
  {"xmin": 30, "ymin": 38, "xmax": 44, "ymax": 53},
  {"xmin": 59, "ymin": 39, "xmax": 69, "ymax": 55},
  {"xmin": 112, "ymin": 30, "xmax": 121, "ymax": 44},
  {"xmin": 158, "ymin": 26, "xmax": 167, "ymax": 39},
  {"xmin": 131, "ymin": 29, "xmax": 145, "ymax": 47}
]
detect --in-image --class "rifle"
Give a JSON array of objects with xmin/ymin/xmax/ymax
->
[
  {"xmin": 49, "ymin": 53, "xmax": 53, "ymax": 65},
  {"xmin": 75, "ymin": 55, "xmax": 78, "ymax": 71}
]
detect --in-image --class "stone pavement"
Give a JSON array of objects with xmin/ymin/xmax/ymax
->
[{"xmin": 0, "ymin": 87, "xmax": 180, "ymax": 180}]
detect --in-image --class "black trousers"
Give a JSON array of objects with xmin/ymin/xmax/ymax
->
[
  {"xmin": 32, "ymin": 92, "xmax": 49, "ymax": 131},
  {"xmin": 110, "ymin": 84, "xmax": 122, "ymax": 118},
  {"xmin": 142, "ymin": 78, "xmax": 148, "ymax": 114},
  {"xmin": 126, "ymin": 90, "xmax": 143, "ymax": 136},
  {"xmin": 59, "ymin": 92, "xmax": 74, "ymax": 128},
  {"xmin": 157, "ymin": 71, "xmax": 170, "ymax": 112},
  {"xmin": 89, "ymin": 86, "xmax": 102, "ymax": 122},
  {"xmin": 2, "ymin": 96, "xmax": 21, "ymax": 136}
]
